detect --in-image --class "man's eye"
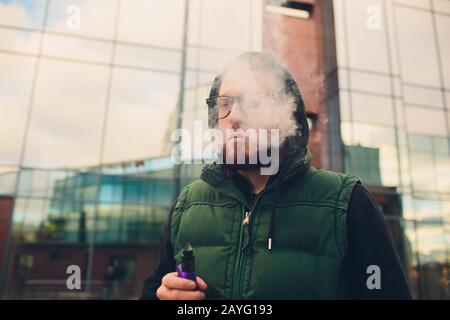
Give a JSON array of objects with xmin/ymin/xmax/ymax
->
[
  {"xmin": 266, "ymin": 92, "xmax": 279, "ymax": 100},
  {"xmin": 219, "ymin": 101, "xmax": 230, "ymax": 107},
  {"xmin": 241, "ymin": 95, "xmax": 257, "ymax": 106},
  {"xmin": 217, "ymin": 98, "xmax": 229, "ymax": 107}
]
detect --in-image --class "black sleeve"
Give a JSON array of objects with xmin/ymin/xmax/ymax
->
[
  {"xmin": 139, "ymin": 202, "xmax": 177, "ymax": 300},
  {"xmin": 340, "ymin": 183, "xmax": 412, "ymax": 299}
]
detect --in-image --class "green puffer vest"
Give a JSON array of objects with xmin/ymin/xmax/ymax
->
[{"xmin": 170, "ymin": 149, "xmax": 359, "ymax": 299}]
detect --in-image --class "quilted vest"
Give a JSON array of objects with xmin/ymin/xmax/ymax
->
[{"xmin": 171, "ymin": 149, "xmax": 359, "ymax": 299}]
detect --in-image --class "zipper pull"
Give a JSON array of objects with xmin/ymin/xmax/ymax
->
[{"xmin": 242, "ymin": 211, "xmax": 250, "ymax": 225}]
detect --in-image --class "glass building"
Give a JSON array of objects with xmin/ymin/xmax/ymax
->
[
  {"xmin": 0, "ymin": 0, "xmax": 263, "ymax": 299},
  {"xmin": 0, "ymin": 0, "xmax": 449, "ymax": 299},
  {"xmin": 333, "ymin": 0, "xmax": 450, "ymax": 299}
]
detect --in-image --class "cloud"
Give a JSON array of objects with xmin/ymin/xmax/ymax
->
[
  {"xmin": 0, "ymin": 0, "xmax": 42, "ymax": 28},
  {"xmin": 0, "ymin": 1, "xmax": 179, "ymax": 169}
]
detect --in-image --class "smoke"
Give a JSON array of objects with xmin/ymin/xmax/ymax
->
[{"xmin": 214, "ymin": 52, "xmax": 300, "ymax": 150}]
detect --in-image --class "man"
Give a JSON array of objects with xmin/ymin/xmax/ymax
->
[{"xmin": 140, "ymin": 52, "xmax": 411, "ymax": 300}]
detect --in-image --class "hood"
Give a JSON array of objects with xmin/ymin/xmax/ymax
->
[{"xmin": 206, "ymin": 52, "xmax": 310, "ymax": 157}]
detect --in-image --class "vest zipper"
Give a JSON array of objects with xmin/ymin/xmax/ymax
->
[
  {"xmin": 231, "ymin": 192, "xmax": 266, "ymax": 299},
  {"xmin": 231, "ymin": 206, "xmax": 247, "ymax": 299}
]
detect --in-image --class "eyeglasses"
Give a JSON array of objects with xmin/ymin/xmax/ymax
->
[{"xmin": 206, "ymin": 91, "xmax": 285, "ymax": 120}]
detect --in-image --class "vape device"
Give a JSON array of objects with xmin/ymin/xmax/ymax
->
[{"xmin": 177, "ymin": 243, "xmax": 196, "ymax": 282}]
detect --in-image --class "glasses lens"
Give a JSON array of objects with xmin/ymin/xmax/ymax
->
[
  {"xmin": 216, "ymin": 96, "xmax": 233, "ymax": 119},
  {"xmin": 207, "ymin": 92, "xmax": 284, "ymax": 120},
  {"xmin": 240, "ymin": 93, "xmax": 260, "ymax": 110},
  {"xmin": 240, "ymin": 93, "xmax": 276, "ymax": 112}
]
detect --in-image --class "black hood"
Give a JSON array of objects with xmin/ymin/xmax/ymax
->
[{"xmin": 206, "ymin": 52, "xmax": 310, "ymax": 157}]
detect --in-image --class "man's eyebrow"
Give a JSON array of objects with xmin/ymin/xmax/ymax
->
[{"xmin": 218, "ymin": 88, "xmax": 238, "ymax": 96}]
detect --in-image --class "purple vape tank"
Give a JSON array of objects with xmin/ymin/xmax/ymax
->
[{"xmin": 177, "ymin": 244, "xmax": 196, "ymax": 282}]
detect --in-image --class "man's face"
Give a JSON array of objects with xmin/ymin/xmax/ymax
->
[{"xmin": 217, "ymin": 69, "xmax": 285, "ymax": 165}]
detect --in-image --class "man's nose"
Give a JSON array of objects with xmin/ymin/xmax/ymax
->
[{"xmin": 227, "ymin": 99, "xmax": 245, "ymax": 125}]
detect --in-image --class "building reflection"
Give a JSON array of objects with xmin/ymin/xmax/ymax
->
[
  {"xmin": 0, "ymin": 158, "xmax": 204, "ymax": 299},
  {"xmin": 0, "ymin": 0, "xmax": 449, "ymax": 299}
]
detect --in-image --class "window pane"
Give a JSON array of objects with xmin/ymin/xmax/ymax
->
[
  {"xmin": 46, "ymin": 0, "xmax": 119, "ymax": 40},
  {"xmin": 342, "ymin": 0, "xmax": 390, "ymax": 73},
  {"xmin": 446, "ymin": 91, "xmax": 450, "ymax": 110},
  {"xmin": 403, "ymin": 84, "xmax": 444, "ymax": 109},
  {"xmin": 433, "ymin": 0, "xmax": 450, "ymax": 14},
  {"xmin": 410, "ymin": 152, "xmax": 436, "ymax": 193},
  {"xmin": 193, "ymin": 0, "xmax": 254, "ymax": 51},
  {"xmin": 338, "ymin": 90, "xmax": 351, "ymax": 122},
  {"xmin": 0, "ymin": 53, "xmax": 36, "ymax": 165},
  {"xmin": 342, "ymin": 122, "xmax": 397, "ymax": 146},
  {"xmin": 187, "ymin": 47, "xmax": 240, "ymax": 73},
  {"xmin": 443, "ymin": 200, "xmax": 450, "ymax": 224},
  {"xmin": 343, "ymin": 123, "xmax": 399, "ymax": 186},
  {"xmin": 435, "ymin": 155, "xmax": 450, "ymax": 193},
  {"xmin": 17, "ymin": 197, "xmax": 49, "ymax": 243},
  {"xmin": 23, "ymin": 59, "xmax": 110, "ymax": 168},
  {"xmin": 0, "ymin": 28, "xmax": 41, "ymax": 54},
  {"xmin": 351, "ymin": 92, "xmax": 395, "ymax": 126},
  {"xmin": 409, "ymin": 134, "xmax": 433, "ymax": 153},
  {"xmin": 396, "ymin": 0, "xmax": 431, "ymax": 10},
  {"xmin": 405, "ymin": 106, "xmax": 447, "ymax": 136},
  {"xmin": 114, "ymin": 45, "xmax": 180, "ymax": 73},
  {"xmin": 333, "ymin": 0, "xmax": 349, "ymax": 68},
  {"xmin": 433, "ymin": 137, "xmax": 449, "ymax": 155},
  {"xmin": 41, "ymin": 33, "xmax": 112, "ymax": 64},
  {"xmin": 102, "ymin": 68, "xmax": 179, "ymax": 163},
  {"xmin": 0, "ymin": 166, "xmax": 18, "ymax": 196},
  {"xmin": 395, "ymin": 6, "xmax": 440, "ymax": 87},
  {"xmin": 349, "ymin": 71, "xmax": 392, "ymax": 96},
  {"xmin": 118, "ymin": 0, "xmax": 184, "ymax": 48},
  {"xmin": 16, "ymin": 168, "xmax": 52, "ymax": 198},
  {"xmin": 435, "ymin": 14, "xmax": 450, "ymax": 88},
  {"xmin": 403, "ymin": 219, "xmax": 420, "ymax": 299},
  {"xmin": 0, "ymin": 0, "xmax": 47, "ymax": 29},
  {"xmin": 416, "ymin": 221, "xmax": 449, "ymax": 299},
  {"xmin": 417, "ymin": 220, "xmax": 447, "ymax": 262}
]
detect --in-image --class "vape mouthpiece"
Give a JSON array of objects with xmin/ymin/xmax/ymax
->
[
  {"xmin": 177, "ymin": 243, "xmax": 197, "ymax": 283},
  {"xmin": 183, "ymin": 243, "xmax": 193, "ymax": 255}
]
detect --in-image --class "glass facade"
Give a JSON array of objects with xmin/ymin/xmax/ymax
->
[
  {"xmin": 334, "ymin": 0, "xmax": 450, "ymax": 299},
  {"xmin": 0, "ymin": 0, "xmax": 448, "ymax": 300},
  {"xmin": 0, "ymin": 0, "xmax": 262, "ymax": 299}
]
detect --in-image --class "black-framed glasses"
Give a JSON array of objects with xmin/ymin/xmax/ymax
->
[{"xmin": 206, "ymin": 91, "xmax": 285, "ymax": 120}]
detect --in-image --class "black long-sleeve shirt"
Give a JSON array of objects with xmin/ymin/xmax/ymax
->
[{"xmin": 140, "ymin": 183, "xmax": 412, "ymax": 300}]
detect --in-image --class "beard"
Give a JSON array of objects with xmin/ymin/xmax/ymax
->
[{"xmin": 218, "ymin": 141, "xmax": 279, "ymax": 171}]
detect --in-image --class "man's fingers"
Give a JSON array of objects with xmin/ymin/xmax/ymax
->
[
  {"xmin": 170, "ymin": 289, "xmax": 205, "ymax": 300},
  {"xmin": 157, "ymin": 273, "xmax": 208, "ymax": 300},
  {"xmin": 196, "ymin": 276, "xmax": 208, "ymax": 292},
  {"xmin": 162, "ymin": 272, "xmax": 196, "ymax": 290},
  {"xmin": 158, "ymin": 286, "xmax": 205, "ymax": 300}
]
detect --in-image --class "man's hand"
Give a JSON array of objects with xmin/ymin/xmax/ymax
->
[{"xmin": 156, "ymin": 272, "xmax": 208, "ymax": 300}]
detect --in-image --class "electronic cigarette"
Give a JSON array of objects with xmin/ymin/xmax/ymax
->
[{"xmin": 177, "ymin": 243, "xmax": 197, "ymax": 282}]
